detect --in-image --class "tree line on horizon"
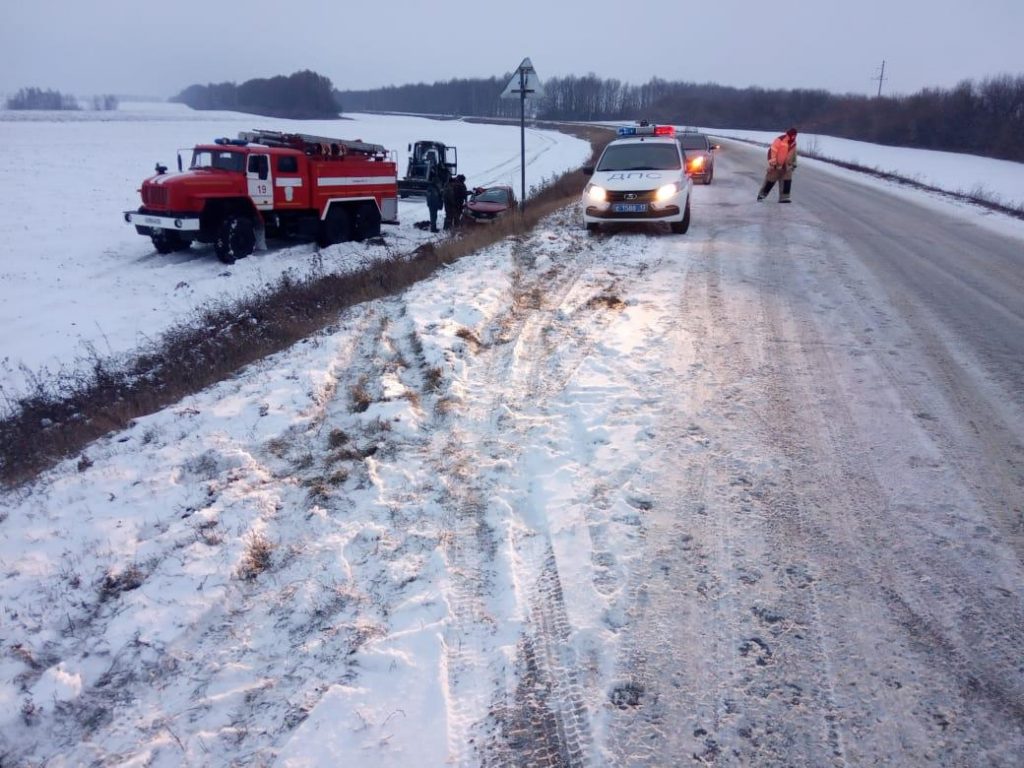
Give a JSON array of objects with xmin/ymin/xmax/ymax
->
[
  {"xmin": 171, "ymin": 70, "xmax": 339, "ymax": 119},
  {"xmin": 164, "ymin": 67, "xmax": 1023, "ymax": 162},
  {"xmin": 4, "ymin": 87, "xmax": 118, "ymax": 111},
  {"xmin": 338, "ymin": 73, "xmax": 1024, "ymax": 163}
]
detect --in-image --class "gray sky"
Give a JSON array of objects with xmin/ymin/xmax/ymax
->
[{"xmin": 2, "ymin": 0, "xmax": 1023, "ymax": 100}]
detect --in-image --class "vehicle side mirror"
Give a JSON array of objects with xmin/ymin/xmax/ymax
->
[{"xmin": 582, "ymin": 166, "xmax": 594, "ymax": 175}]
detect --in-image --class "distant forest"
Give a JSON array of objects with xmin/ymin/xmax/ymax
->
[
  {"xmin": 172, "ymin": 70, "xmax": 339, "ymax": 119},
  {"xmin": 4, "ymin": 87, "xmax": 118, "ymax": 111},
  {"xmin": 338, "ymin": 73, "xmax": 1024, "ymax": 163}
]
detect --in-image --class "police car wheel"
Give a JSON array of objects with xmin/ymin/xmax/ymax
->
[
  {"xmin": 585, "ymin": 222, "xmax": 599, "ymax": 233},
  {"xmin": 670, "ymin": 201, "xmax": 691, "ymax": 234}
]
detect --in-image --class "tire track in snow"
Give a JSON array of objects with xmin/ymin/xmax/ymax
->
[
  {"xmin": 599, "ymin": 203, "xmax": 851, "ymax": 765},
  {"xmin": 418, "ymin": 215, "xmax": 602, "ymax": 765},
  {"xmin": 436, "ymin": 211, "xmax": 654, "ymax": 766},
  {"xmin": 751, "ymin": 215, "xmax": 1024, "ymax": 764}
]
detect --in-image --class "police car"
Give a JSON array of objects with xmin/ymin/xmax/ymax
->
[{"xmin": 582, "ymin": 123, "xmax": 692, "ymax": 234}]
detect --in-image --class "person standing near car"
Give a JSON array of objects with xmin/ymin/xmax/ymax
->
[
  {"xmin": 757, "ymin": 127, "xmax": 798, "ymax": 203},
  {"xmin": 425, "ymin": 181, "xmax": 443, "ymax": 233},
  {"xmin": 451, "ymin": 174, "xmax": 469, "ymax": 228},
  {"xmin": 442, "ymin": 177, "xmax": 458, "ymax": 230}
]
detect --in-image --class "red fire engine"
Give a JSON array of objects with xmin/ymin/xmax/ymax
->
[{"xmin": 124, "ymin": 129, "xmax": 399, "ymax": 263}]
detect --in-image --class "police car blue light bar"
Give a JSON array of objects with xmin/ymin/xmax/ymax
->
[{"xmin": 617, "ymin": 124, "xmax": 676, "ymax": 137}]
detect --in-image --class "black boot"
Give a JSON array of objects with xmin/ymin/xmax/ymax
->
[{"xmin": 757, "ymin": 181, "xmax": 775, "ymax": 201}]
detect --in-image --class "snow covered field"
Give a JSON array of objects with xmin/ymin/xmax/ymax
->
[
  {"xmin": 0, "ymin": 102, "xmax": 591, "ymax": 397},
  {"xmin": 2, "ymin": 105, "xmax": 1023, "ymax": 766}
]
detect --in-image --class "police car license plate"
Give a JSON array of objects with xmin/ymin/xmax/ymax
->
[{"xmin": 612, "ymin": 203, "xmax": 647, "ymax": 213}]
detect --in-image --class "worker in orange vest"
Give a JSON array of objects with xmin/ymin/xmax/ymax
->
[{"xmin": 757, "ymin": 127, "xmax": 798, "ymax": 203}]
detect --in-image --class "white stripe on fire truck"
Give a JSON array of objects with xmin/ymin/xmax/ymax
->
[
  {"xmin": 275, "ymin": 178, "xmax": 303, "ymax": 187},
  {"xmin": 317, "ymin": 176, "xmax": 395, "ymax": 187}
]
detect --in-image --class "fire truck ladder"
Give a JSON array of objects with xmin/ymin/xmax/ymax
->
[{"xmin": 238, "ymin": 129, "xmax": 389, "ymax": 159}]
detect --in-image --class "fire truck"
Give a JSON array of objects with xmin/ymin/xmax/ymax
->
[{"xmin": 124, "ymin": 129, "xmax": 399, "ymax": 263}]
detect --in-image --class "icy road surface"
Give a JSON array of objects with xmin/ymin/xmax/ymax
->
[{"xmin": 1, "ymin": 139, "xmax": 1023, "ymax": 766}]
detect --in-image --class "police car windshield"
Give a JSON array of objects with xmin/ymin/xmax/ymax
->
[
  {"xmin": 597, "ymin": 143, "xmax": 681, "ymax": 172},
  {"xmin": 678, "ymin": 134, "xmax": 710, "ymax": 149},
  {"xmin": 190, "ymin": 149, "xmax": 245, "ymax": 172}
]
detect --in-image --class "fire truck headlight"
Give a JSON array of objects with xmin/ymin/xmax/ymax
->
[
  {"xmin": 655, "ymin": 183, "xmax": 678, "ymax": 202},
  {"xmin": 586, "ymin": 184, "xmax": 607, "ymax": 203}
]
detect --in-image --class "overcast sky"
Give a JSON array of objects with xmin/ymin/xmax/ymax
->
[{"xmin": 2, "ymin": 0, "xmax": 1022, "ymax": 100}]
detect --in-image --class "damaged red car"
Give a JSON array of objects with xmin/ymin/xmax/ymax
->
[{"xmin": 465, "ymin": 185, "xmax": 517, "ymax": 222}]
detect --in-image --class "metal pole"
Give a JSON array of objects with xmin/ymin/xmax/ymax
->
[{"xmin": 520, "ymin": 66, "xmax": 526, "ymax": 211}]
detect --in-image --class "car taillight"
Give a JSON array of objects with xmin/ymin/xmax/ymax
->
[{"xmin": 689, "ymin": 156, "xmax": 705, "ymax": 170}]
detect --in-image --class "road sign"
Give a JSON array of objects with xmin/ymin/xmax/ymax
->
[
  {"xmin": 502, "ymin": 58, "xmax": 545, "ymax": 211},
  {"xmin": 501, "ymin": 58, "xmax": 545, "ymax": 100}
]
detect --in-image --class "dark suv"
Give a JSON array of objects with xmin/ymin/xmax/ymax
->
[{"xmin": 677, "ymin": 131, "xmax": 719, "ymax": 185}]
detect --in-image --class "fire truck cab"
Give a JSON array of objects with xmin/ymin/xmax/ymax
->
[{"xmin": 124, "ymin": 129, "xmax": 399, "ymax": 264}]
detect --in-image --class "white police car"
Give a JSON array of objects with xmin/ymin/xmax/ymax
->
[{"xmin": 582, "ymin": 124, "xmax": 693, "ymax": 234}]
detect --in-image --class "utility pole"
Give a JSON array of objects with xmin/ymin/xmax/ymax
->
[
  {"xmin": 872, "ymin": 60, "xmax": 887, "ymax": 97},
  {"xmin": 519, "ymin": 65, "xmax": 527, "ymax": 210}
]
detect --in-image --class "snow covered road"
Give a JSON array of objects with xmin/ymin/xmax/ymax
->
[{"xmin": 2, "ymin": 133, "xmax": 1023, "ymax": 766}]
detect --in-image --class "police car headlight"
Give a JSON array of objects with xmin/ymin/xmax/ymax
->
[
  {"xmin": 586, "ymin": 184, "xmax": 607, "ymax": 203},
  {"xmin": 655, "ymin": 183, "xmax": 678, "ymax": 202}
]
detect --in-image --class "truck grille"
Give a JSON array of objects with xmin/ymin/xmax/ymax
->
[{"xmin": 143, "ymin": 186, "xmax": 168, "ymax": 207}]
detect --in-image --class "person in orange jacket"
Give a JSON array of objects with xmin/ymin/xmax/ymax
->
[{"xmin": 757, "ymin": 127, "xmax": 798, "ymax": 203}]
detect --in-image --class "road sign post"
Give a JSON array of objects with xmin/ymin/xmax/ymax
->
[{"xmin": 501, "ymin": 58, "xmax": 544, "ymax": 211}]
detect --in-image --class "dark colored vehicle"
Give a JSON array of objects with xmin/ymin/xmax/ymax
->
[
  {"xmin": 465, "ymin": 185, "xmax": 516, "ymax": 222},
  {"xmin": 677, "ymin": 131, "xmax": 720, "ymax": 184},
  {"xmin": 398, "ymin": 140, "xmax": 458, "ymax": 197}
]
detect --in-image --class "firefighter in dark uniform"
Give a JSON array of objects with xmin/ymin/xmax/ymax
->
[
  {"xmin": 442, "ymin": 177, "xmax": 457, "ymax": 230},
  {"xmin": 426, "ymin": 182, "xmax": 443, "ymax": 233},
  {"xmin": 443, "ymin": 174, "xmax": 470, "ymax": 229},
  {"xmin": 451, "ymin": 175, "xmax": 469, "ymax": 228}
]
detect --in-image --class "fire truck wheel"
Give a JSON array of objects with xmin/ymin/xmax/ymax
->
[
  {"xmin": 215, "ymin": 216, "xmax": 256, "ymax": 264},
  {"xmin": 352, "ymin": 203, "xmax": 381, "ymax": 241},
  {"xmin": 151, "ymin": 230, "xmax": 184, "ymax": 255},
  {"xmin": 318, "ymin": 207, "xmax": 352, "ymax": 247}
]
